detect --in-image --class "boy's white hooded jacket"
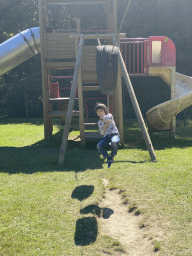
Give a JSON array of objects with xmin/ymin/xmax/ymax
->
[{"xmin": 98, "ymin": 113, "xmax": 119, "ymax": 137}]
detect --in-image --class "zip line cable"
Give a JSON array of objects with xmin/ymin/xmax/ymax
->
[
  {"xmin": 96, "ymin": 0, "xmax": 132, "ymax": 94},
  {"xmin": 97, "ymin": 0, "xmax": 132, "ymax": 48},
  {"xmin": 118, "ymin": 0, "xmax": 132, "ymax": 36},
  {"xmin": 110, "ymin": 0, "xmax": 132, "ymax": 55}
]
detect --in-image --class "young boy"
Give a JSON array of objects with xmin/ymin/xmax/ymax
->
[{"xmin": 95, "ymin": 103, "xmax": 120, "ymax": 168}]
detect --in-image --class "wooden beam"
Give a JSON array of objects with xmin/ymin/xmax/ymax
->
[
  {"xmin": 58, "ymin": 35, "xmax": 84, "ymax": 165},
  {"xmin": 112, "ymin": 34, "xmax": 157, "ymax": 162},
  {"xmin": 47, "ymin": 1, "xmax": 107, "ymax": 5},
  {"xmin": 69, "ymin": 33, "xmax": 126, "ymax": 40}
]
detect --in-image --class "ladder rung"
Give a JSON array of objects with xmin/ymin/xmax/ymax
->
[
  {"xmin": 82, "ymin": 86, "xmax": 100, "ymax": 91},
  {"xmin": 47, "ymin": 1, "xmax": 107, "ymax": 5},
  {"xmin": 48, "ymin": 110, "xmax": 79, "ymax": 117},
  {"xmin": 49, "ymin": 97, "xmax": 78, "ymax": 103},
  {"xmin": 84, "ymin": 132, "xmax": 103, "ymax": 142},
  {"xmin": 84, "ymin": 123, "xmax": 98, "ymax": 129},
  {"xmin": 46, "ymin": 62, "xmax": 75, "ymax": 68},
  {"xmin": 82, "ymin": 79, "xmax": 98, "ymax": 84},
  {"xmin": 85, "ymin": 132, "xmax": 103, "ymax": 142},
  {"xmin": 51, "ymin": 76, "xmax": 73, "ymax": 79}
]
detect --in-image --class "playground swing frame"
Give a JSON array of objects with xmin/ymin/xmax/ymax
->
[
  {"xmin": 57, "ymin": 32, "xmax": 157, "ymax": 164},
  {"xmin": 37, "ymin": 0, "xmax": 158, "ymax": 164}
]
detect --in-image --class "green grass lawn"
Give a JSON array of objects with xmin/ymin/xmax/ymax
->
[{"xmin": 0, "ymin": 118, "xmax": 192, "ymax": 255}]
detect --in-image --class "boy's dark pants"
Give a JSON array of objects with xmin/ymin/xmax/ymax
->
[{"xmin": 97, "ymin": 133, "xmax": 120, "ymax": 158}]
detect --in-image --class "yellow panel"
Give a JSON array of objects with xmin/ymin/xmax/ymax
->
[
  {"xmin": 149, "ymin": 67, "xmax": 171, "ymax": 85},
  {"xmin": 47, "ymin": 33, "xmax": 73, "ymax": 38},
  {"xmin": 152, "ymin": 41, "xmax": 162, "ymax": 64},
  {"xmin": 47, "ymin": 49, "xmax": 76, "ymax": 58},
  {"xmin": 46, "ymin": 34, "xmax": 76, "ymax": 44},
  {"xmin": 46, "ymin": 33, "xmax": 76, "ymax": 59}
]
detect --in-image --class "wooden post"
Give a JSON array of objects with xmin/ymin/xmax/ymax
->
[
  {"xmin": 58, "ymin": 35, "xmax": 84, "ymax": 165},
  {"xmin": 76, "ymin": 18, "xmax": 81, "ymax": 35},
  {"xmin": 112, "ymin": 36, "xmax": 157, "ymax": 162},
  {"xmin": 44, "ymin": 1, "xmax": 49, "ymax": 25},
  {"xmin": 116, "ymin": 61, "xmax": 124, "ymax": 145},
  {"xmin": 115, "ymin": 31, "xmax": 124, "ymax": 145},
  {"xmin": 25, "ymin": 83, "xmax": 28, "ymax": 122},
  {"xmin": 170, "ymin": 66, "xmax": 176, "ymax": 137},
  {"xmin": 38, "ymin": 0, "xmax": 49, "ymax": 141},
  {"xmin": 113, "ymin": 0, "xmax": 117, "ymax": 32},
  {"xmin": 106, "ymin": 0, "xmax": 117, "ymax": 33},
  {"xmin": 76, "ymin": 18, "xmax": 85, "ymax": 147},
  {"xmin": 47, "ymin": 69, "xmax": 53, "ymax": 137},
  {"xmin": 107, "ymin": 0, "xmax": 118, "ymax": 125},
  {"xmin": 119, "ymin": 51, "xmax": 157, "ymax": 161},
  {"xmin": 78, "ymin": 68, "xmax": 85, "ymax": 146}
]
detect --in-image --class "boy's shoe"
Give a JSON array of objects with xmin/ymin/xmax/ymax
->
[{"xmin": 107, "ymin": 157, "xmax": 113, "ymax": 168}]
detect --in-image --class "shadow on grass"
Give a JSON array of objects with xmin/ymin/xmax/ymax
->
[
  {"xmin": 71, "ymin": 185, "xmax": 94, "ymax": 201},
  {"xmin": 0, "ymin": 130, "xmax": 105, "ymax": 174},
  {"xmin": 124, "ymin": 119, "xmax": 192, "ymax": 151},
  {"xmin": 74, "ymin": 206, "xmax": 114, "ymax": 246},
  {"xmin": 75, "ymin": 217, "xmax": 98, "ymax": 246},
  {"xmin": 72, "ymin": 185, "xmax": 114, "ymax": 247},
  {"xmin": 150, "ymin": 135, "xmax": 192, "ymax": 150},
  {"xmin": 71, "ymin": 185, "xmax": 99, "ymax": 246},
  {"xmin": 80, "ymin": 204, "xmax": 114, "ymax": 219},
  {"xmin": 2, "ymin": 131, "xmax": 192, "ymax": 175},
  {"xmin": 1, "ymin": 118, "xmax": 192, "ymax": 174}
]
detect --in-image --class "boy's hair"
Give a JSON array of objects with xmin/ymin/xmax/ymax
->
[{"xmin": 95, "ymin": 103, "xmax": 108, "ymax": 115}]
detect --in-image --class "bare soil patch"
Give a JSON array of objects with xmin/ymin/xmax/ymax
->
[{"xmin": 98, "ymin": 178, "xmax": 160, "ymax": 256}]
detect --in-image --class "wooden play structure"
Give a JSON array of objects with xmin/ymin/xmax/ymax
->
[
  {"xmin": 37, "ymin": 0, "xmax": 178, "ymax": 164},
  {"xmin": 38, "ymin": 0, "xmax": 129, "ymax": 165}
]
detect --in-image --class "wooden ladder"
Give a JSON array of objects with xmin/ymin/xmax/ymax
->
[
  {"xmin": 58, "ymin": 34, "xmax": 84, "ymax": 165},
  {"xmin": 82, "ymin": 84, "xmax": 103, "ymax": 143}
]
